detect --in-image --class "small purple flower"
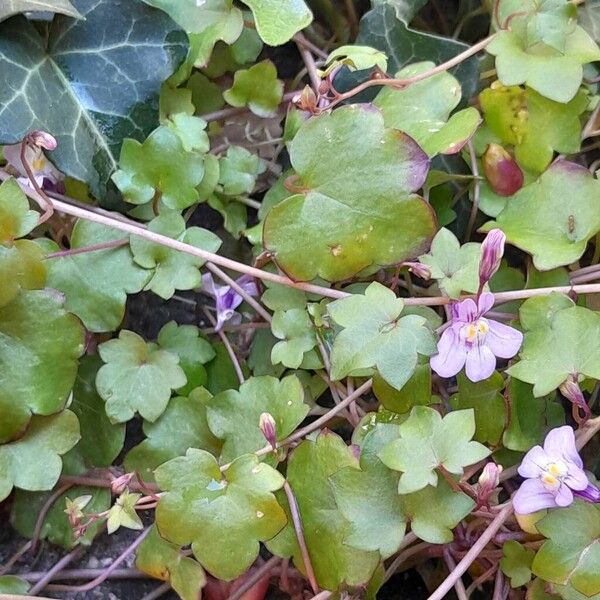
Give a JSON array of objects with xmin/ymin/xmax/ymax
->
[
  {"xmin": 201, "ymin": 272, "xmax": 259, "ymax": 331},
  {"xmin": 430, "ymin": 292, "xmax": 523, "ymax": 382},
  {"xmin": 3, "ymin": 142, "xmax": 65, "ymax": 193},
  {"xmin": 479, "ymin": 228, "xmax": 506, "ymax": 290},
  {"xmin": 513, "ymin": 426, "xmax": 600, "ymax": 514}
]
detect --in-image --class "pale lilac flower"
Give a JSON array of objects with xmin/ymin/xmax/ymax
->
[
  {"xmin": 479, "ymin": 228, "xmax": 506, "ymax": 289},
  {"xmin": 3, "ymin": 142, "xmax": 65, "ymax": 193},
  {"xmin": 430, "ymin": 292, "xmax": 522, "ymax": 382},
  {"xmin": 513, "ymin": 426, "xmax": 600, "ymax": 514},
  {"xmin": 201, "ymin": 272, "xmax": 259, "ymax": 331}
]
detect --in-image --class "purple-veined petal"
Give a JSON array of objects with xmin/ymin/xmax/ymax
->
[
  {"xmin": 574, "ymin": 483, "xmax": 600, "ymax": 503},
  {"xmin": 464, "ymin": 343, "xmax": 496, "ymax": 382},
  {"xmin": 477, "ymin": 292, "xmax": 495, "ymax": 316},
  {"xmin": 543, "ymin": 426, "xmax": 583, "ymax": 469},
  {"xmin": 453, "ymin": 298, "xmax": 478, "ymax": 322},
  {"xmin": 518, "ymin": 445, "xmax": 548, "ymax": 479},
  {"xmin": 201, "ymin": 272, "xmax": 219, "ymax": 299},
  {"xmin": 513, "ymin": 478, "xmax": 559, "ymax": 514},
  {"xmin": 485, "ymin": 320, "xmax": 523, "ymax": 359},
  {"xmin": 554, "ymin": 483, "xmax": 574, "ymax": 507},
  {"xmin": 430, "ymin": 327, "xmax": 468, "ymax": 378},
  {"xmin": 564, "ymin": 468, "xmax": 590, "ymax": 492}
]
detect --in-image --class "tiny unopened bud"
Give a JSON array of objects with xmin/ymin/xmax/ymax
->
[
  {"xmin": 29, "ymin": 130, "xmax": 57, "ymax": 151},
  {"xmin": 402, "ymin": 261, "xmax": 431, "ymax": 281},
  {"xmin": 293, "ymin": 85, "xmax": 318, "ymax": 112},
  {"xmin": 111, "ymin": 472, "xmax": 135, "ymax": 495},
  {"xmin": 479, "ymin": 228, "xmax": 506, "ymax": 287},
  {"xmin": 482, "ymin": 143, "xmax": 524, "ymax": 197},
  {"xmin": 259, "ymin": 412, "xmax": 277, "ymax": 451},
  {"xmin": 559, "ymin": 376, "xmax": 591, "ymax": 424},
  {"xmin": 477, "ymin": 462, "xmax": 502, "ymax": 508},
  {"xmin": 64, "ymin": 495, "xmax": 93, "ymax": 529}
]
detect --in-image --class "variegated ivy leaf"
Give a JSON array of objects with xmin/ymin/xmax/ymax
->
[
  {"xmin": 328, "ymin": 282, "xmax": 437, "ymax": 390},
  {"xmin": 0, "ymin": 0, "xmax": 81, "ymax": 22},
  {"xmin": 155, "ymin": 449, "xmax": 286, "ymax": 581},
  {"xmin": 96, "ymin": 330, "xmax": 187, "ymax": 423},
  {"xmin": 0, "ymin": 0, "xmax": 188, "ymax": 197},
  {"xmin": 263, "ymin": 105, "xmax": 436, "ymax": 282}
]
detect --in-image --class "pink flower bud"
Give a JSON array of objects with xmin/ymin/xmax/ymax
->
[
  {"xmin": 479, "ymin": 228, "xmax": 506, "ymax": 287},
  {"xmin": 259, "ymin": 412, "xmax": 277, "ymax": 451},
  {"xmin": 111, "ymin": 472, "xmax": 135, "ymax": 495},
  {"xmin": 559, "ymin": 376, "xmax": 591, "ymax": 424},
  {"xmin": 402, "ymin": 261, "xmax": 432, "ymax": 281},
  {"xmin": 29, "ymin": 130, "xmax": 57, "ymax": 151},
  {"xmin": 477, "ymin": 462, "xmax": 503, "ymax": 508},
  {"xmin": 482, "ymin": 143, "xmax": 524, "ymax": 197}
]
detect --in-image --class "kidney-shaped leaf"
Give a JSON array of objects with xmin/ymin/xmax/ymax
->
[
  {"xmin": 263, "ymin": 105, "xmax": 436, "ymax": 282},
  {"xmin": 155, "ymin": 449, "xmax": 286, "ymax": 581},
  {"xmin": 0, "ymin": 0, "xmax": 187, "ymax": 197}
]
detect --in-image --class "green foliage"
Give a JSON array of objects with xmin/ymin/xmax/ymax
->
[
  {"xmin": 241, "ymin": 0, "xmax": 312, "ymax": 45},
  {"xmin": 328, "ymin": 282, "xmax": 437, "ymax": 390},
  {"xmin": 0, "ymin": 1, "xmax": 187, "ymax": 196},
  {"xmin": 156, "ymin": 449, "xmax": 286, "ymax": 580},
  {"xmin": 325, "ymin": 45, "xmax": 388, "ymax": 73},
  {"xmin": 223, "ymin": 60, "xmax": 283, "ymax": 117},
  {"xmin": 418, "ymin": 228, "xmax": 481, "ymax": 298},
  {"xmin": 263, "ymin": 105, "xmax": 436, "ymax": 282},
  {"xmin": 372, "ymin": 364, "xmax": 433, "ymax": 414},
  {"xmin": 270, "ymin": 308, "xmax": 318, "ymax": 369},
  {"xmin": 206, "ymin": 375, "xmax": 309, "ymax": 463},
  {"xmin": 96, "ymin": 330, "xmax": 187, "ymax": 423},
  {"xmin": 532, "ymin": 502, "xmax": 600, "ymax": 597},
  {"xmin": 136, "ymin": 525, "xmax": 206, "ymax": 600},
  {"xmin": 0, "ymin": 290, "xmax": 84, "ymax": 444},
  {"xmin": 130, "ymin": 213, "xmax": 221, "ymax": 299},
  {"xmin": 374, "ymin": 62, "xmax": 481, "ymax": 157},
  {"xmin": 481, "ymin": 161, "xmax": 600, "ymax": 270},
  {"xmin": 107, "ymin": 491, "xmax": 144, "ymax": 534},
  {"xmin": 379, "ymin": 406, "xmax": 490, "ymax": 493},
  {"xmin": 0, "ymin": 575, "xmax": 29, "ymax": 594},
  {"xmin": 501, "ymin": 540, "xmax": 535, "ymax": 587}
]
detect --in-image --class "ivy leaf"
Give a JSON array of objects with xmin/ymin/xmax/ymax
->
[
  {"xmin": 480, "ymin": 85, "xmax": 588, "ymax": 173},
  {"xmin": 155, "ymin": 449, "xmax": 286, "ymax": 581},
  {"xmin": 328, "ymin": 282, "xmax": 437, "ymax": 390},
  {"xmin": 44, "ymin": 219, "xmax": 150, "ymax": 333},
  {"xmin": 130, "ymin": 213, "xmax": 221, "ymax": 300},
  {"xmin": 107, "ymin": 491, "xmax": 144, "ymax": 534},
  {"xmin": 218, "ymin": 146, "xmax": 266, "ymax": 196},
  {"xmin": 325, "ymin": 45, "xmax": 388, "ymax": 73},
  {"xmin": 203, "ymin": 27, "xmax": 263, "ymax": 78},
  {"xmin": 66, "ymin": 357, "xmax": 126, "ymax": 472},
  {"xmin": 223, "ymin": 60, "xmax": 284, "ymax": 118},
  {"xmin": 0, "ymin": 2, "xmax": 187, "ymax": 197},
  {"xmin": 112, "ymin": 126, "xmax": 205, "ymax": 210},
  {"xmin": 374, "ymin": 62, "xmax": 481, "ymax": 157},
  {"xmin": 532, "ymin": 501, "xmax": 600, "ymax": 597},
  {"xmin": 580, "ymin": 0, "xmax": 600, "ymax": 42},
  {"xmin": 0, "ymin": 290, "xmax": 84, "ymax": 444},
  {"xmin": 205, "ymin": 342, "xmax": 247, "ymax": 395},
  {"xmin": 136, "ymin": 525, "xmax": 206, "ymax": 600},
  {"xmin": 267, "ymin": 431, "xmax": 380, "ymax": 591},
  {"xmin": 157, "ymin": 321, "xmax": 215, "ymax": 395},
  {"xmin": 271, "ymin": 309, "xmax": 318, "ymax": 369},
  {"xmin": 0, "ymin": 0, "xmax": 81, "ymax": 21},
  {"xmin": 480, "ymin": 161, "xmax": 600, "ymax": 271},
  {"xmin": 207, "ymin": 194, "xmax": 247, "ymax": 239},
  {"xmin": 0, "ymin": 410, "xmax": 80, "ymax": 502},
  {"xmin": 331, "ymin": 422, "xmax": 407, "ymax": 558},
  {"xmin": 0, "ymin": 575, "xmax": 29, "ymax": 594},
  {"xmin": 449, "ymin": 371, "xmax": 506, "ymax": 446},
  {"xmin": 357, "ymin": 4, "xmax": 480, "ymax": 100},
  {"xmin": 263, "ymin": 105, "xmax": 435, "ymax": 282},
  {"xmin": 379, "ymin": 406, "xmax": 490, "ymax": 494},
  {"xmin": 508, "ymin": 299, "xmax": 600, "ymax": 396},
  {"xmin": 11, "ymin": 486, "xmax": 110, "ymax": 549},
  {"xmin": 418, "ymin": 228, "xmax": 481, "ymax": 298},
  {"xmin": 371, "ymin": 0, "xmax": 428, "ymax": 21},
  {"xmin": 125, "ymin": 387, "xmax": 222, "ymax": 483},
  {"xmin": 206, "ymin": 375, "xmax": 309, "ymax": 463},
  {"xmin": 240, "ymin": 0, "xmax": 312, "ymax": 46},
  {"xmin": 501, "ymin": 540, "xmax": 535, "ymax": 588},
  {"xmin": 503, "ymin": 378, "xmax": 564, "ymax": 452},
  {"xmin": 487, "ymin": 28, "xmax": 600, "ymax": 103},
  {"xmin": 372, "ymin": 364, "xmax": 433, "ymax": 414},
  {"xmin": 96, "ymin": 330, "xmax": 187, "ymax": 423}
]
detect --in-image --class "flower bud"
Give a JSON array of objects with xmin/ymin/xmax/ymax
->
[
  {"xmin": 574, "ymin": 483, "xmax": 600, "ymax": 504},
  {"xmin": 482, "ymin": 143, "xmax": 524, "ymax": 197},
  {"xmin": 259, "ymin": 412, "xmax": 277, "ymax": 451},
  {"xmin": 402, "ymin": 261, "xmax": 432, "ymax": 281},
  {"xmin": 293, "ymin": 85, "xmax": 318, "ymax": 112},
  {"xmin": 111, "ymin": 472, "xmax": 135, "ymax": 495},
  {"xmin": 476, "ymin": 462, "xmax": 502, "ymax": 508},
  {"xmin": 479, "ymin": 228, "xmax": 506, "ymax": 287},
  {"xmin": 559, "ymin": 376, "xmax": 591, "ymax": 424},
  {"xmin": 29, "ymin": 130, "xmax": 57, "ymax": 151}
]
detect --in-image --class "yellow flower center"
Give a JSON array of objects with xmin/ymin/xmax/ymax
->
[
  {"xmin": 32, "ymin": 157, "xmax": 47, "ymax": 172},
  {"xmin": 541, "ymin": 461, "xmax": 568, "ymax": 491},
  {"xmin": 463, "ymin": 319, "xmax": 489, "ymax": 344}
]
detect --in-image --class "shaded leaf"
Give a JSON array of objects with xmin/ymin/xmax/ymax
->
[
  {"xmin": 263, "ymin": 105, "xmax": 436, "ymax": 282},
  {"xmin": 0, "ymin": 0, "xmax": 81, "ymax": 21},
  {"xmin": 96, "ymin": 330, "xmax": 187, "ymax": 423},
  {"xmin": 501, "ymin": 540, "xmax": 535, "ymax": 588},
  {"xmin": 0, "ymin": 1, "xmax": 188, "ymax": 196},
  {"xmin": 271, "ymin": 308, "xmax": 318, "ymax": 369},
  {"xmin": 0, "ymin": 575, "xmax": 29, "ymax": 594},
  {"xmin": 372, "ymin": 364, "xmax": 433, "ymax": 414},
  {"xmin": 156, "ymin": 449, "xmax": 286, "ymax": 581}
]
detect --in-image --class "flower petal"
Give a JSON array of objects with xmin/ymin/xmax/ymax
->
[
  {"xmin": 543, "ymin": 426, "xmax": 583, "ymax": 469},
  {"xmin": 513, "ymin": 478, "xmax": 559, "ymax": 514},
  {"xmin": 574, "ymin": 483, "xmax": 600, "ymax": 503},
  {"xmin": 236, "ymin": 275, "xmax": 259, "ymax": 297},
  {"xmin": 477, "ymin": 292, "xmax": 495, "ymax": 316},
  {"xmin": 430, "ymin": 327, "xmax": 467, "ymax": 378},
  {"xmin": 201, "ymin": 272, "xmax": 219, "ymax": 299},
  {"xmin": 554, "ymin": 483, "xmax": 574, "ymax": 507},
  {"xmin": 453, "ymin": 298, "xmax": 478, "ymax": 322},
  {"xmin": 564, "ymin": 468, "xmax": 590, "ymax": 492},
  {"xmin": 465, "ymin": 344, "xmax": 496, "ymax": 382},
  {"xmin": 485, "ymin": 320, "xmax": 523, "ymax": 359},
  {"xmin": 518, "ymin": 445, "xmax": 548, "ymax": 479}
]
